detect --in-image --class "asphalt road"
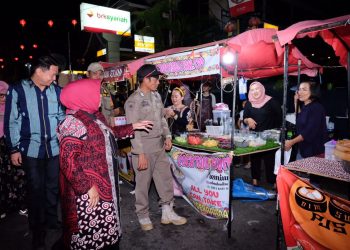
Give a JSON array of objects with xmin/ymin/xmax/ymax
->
[{"xmin": 0, "ymin": 164, "xmax": 280, "ymax": 250}]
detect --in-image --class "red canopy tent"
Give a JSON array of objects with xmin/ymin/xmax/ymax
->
[
  {"xmin": 273, "ymin": 14, "xmax": 350, "ymax": 249},
  {"xmin": 273, "ymin": 14, "xmax": 350, "ymax": 151},
  {"xmin": 222, "ymin": 28, "xmax": 320, "ymax": 79}
]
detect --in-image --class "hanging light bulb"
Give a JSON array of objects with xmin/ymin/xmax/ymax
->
[
  {"xmin": 19, "ymin": 19, "xmax": 26, "ymax": 27},
  {"xmin": 48, "ymin": 20, "xmax": 54, "ymax": 28}
]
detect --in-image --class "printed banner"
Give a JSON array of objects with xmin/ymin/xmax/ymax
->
[
  {"xmin": 277, "ymin": 167, "xmax": 350, "ymax": 250},
  {"xmin": 117, "ymin": 147, "xmax": 135, "ymax": 184},
  {"xmin": 103, "ymin": 66, "xmax": 125, "ymax": 82},
  {"xmin": 228, "ymin": 0, "xmax": 255, "ymax": 17},
  {"xmin": 168, "ymin": 146, "xmax": 233, "ymax": 219},
  {"xmin": 146, "ymin": 45, "xmax": 220, "ymax": 79}
]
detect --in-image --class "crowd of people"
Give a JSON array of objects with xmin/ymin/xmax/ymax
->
[{"xmin": 0, "ymin": 51, "xmax": 329, "ymax": 249}]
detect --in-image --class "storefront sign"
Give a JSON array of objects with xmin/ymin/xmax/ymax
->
[
  {"xmin": 168, "ymin": 146, "xmax": 233, "ymax": 219},
  {"xmin": 228, "ymin": 0, "xmax": 255, "ymax": 17},
  {"xmin": 146, "ymin": 45, "xmax": 220, "ymax": 79},
  {"xmin": 277, "ymin": 168, "xmax": 350, "ymax": 250},
  {"xmin": 135, "ymin": 35, "xmax": 155, "ymax": 53},
  {"xmin": 80, "ymin": 2, "xmax": 131, "ymax": 36}
]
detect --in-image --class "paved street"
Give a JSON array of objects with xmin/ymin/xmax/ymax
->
[{"xmin": 0, "ymin": 166, "xmax": 279, "ymax": 250}]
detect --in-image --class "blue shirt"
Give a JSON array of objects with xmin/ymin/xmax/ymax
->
[
  {"xmin": 4, "ymin": 79, "xmax": 65, "ymax": 158},
  {"xmin": 296, "ymin": 101, "xmax": 328, "ymax": 158}
]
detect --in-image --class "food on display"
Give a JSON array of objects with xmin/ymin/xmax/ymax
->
[
  {"xmin": 248, "ymin": 137, "xmax": 266, "ymax": 147},
  {"xmin": 174, "ymin": 136, "xmax": 187, "ymax": 144},
  {"xmin": 187, "ymin": 133, "xmax": 203, "ymax": 145},
  {"xmin": 334, "ymin": 140, "xmax": 350, "ymax": 161},
  {"xmin": 202, "ymin": 139, "xmax": 219, "ymax": 148}
]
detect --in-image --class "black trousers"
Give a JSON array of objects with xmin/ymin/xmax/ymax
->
[
  {"xmin": 22, "ymin": 155, "xmax": 60, "ymax": 232},
  {"xmin": 250, "ymin": 150, "xmax": 276, "ymax": 184}
]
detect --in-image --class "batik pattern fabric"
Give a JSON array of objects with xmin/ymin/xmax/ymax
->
[
  {"xmin": 58, "ymin": 110, "xmax": 133, "ymax": 249},
  {"xmin": 0, "ymin": 136, "xmax": 26, "ymax": 215}
]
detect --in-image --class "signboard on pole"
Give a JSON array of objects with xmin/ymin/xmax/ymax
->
[
  {"xmin": 168, "ymin": 146, "xmax": 233, "ymax": 219},
  {"xmin": 134, "ymin": 35, "xmax": 155, "ymax": 53},
  {"xmin": 80, "ymin": 2, "xmax": 131, "ymax": 36},
  {"xmin": 228, "ymin": 0, "xmax": 255, "ymax": 17}
]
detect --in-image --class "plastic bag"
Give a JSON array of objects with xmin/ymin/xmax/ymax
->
[
  {"xmin": 274, "ymin": 148, "xmax": 291, "ymax": 175},
  {"xmin": 232, "ymin": 178, "xmax": 275, "ymax": 201}
]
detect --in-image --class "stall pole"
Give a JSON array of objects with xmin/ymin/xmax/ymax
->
[
  {"xmin": 280, "ymin": 44, "xmax": 289, "ymax": 164},
  {"xmin": 276, "ymin": 43, "xmax": 289, "ymax": 249},
  {"xmin": 347, "ymin": 51, "xmax": 350, "ymax": 134},
  {"xmin": 67, "ymin": 32, "xmax": 72, "ymax": 73},
  {"xmin": 199, "ymin": 83, "xmax": 204, "ymax": 129},
  {"xmin": 297, "ymin": 59, "xmax": 301, "ymax": 86},
  {"xmin": 228, "ymin": 51, "xmax": 238, "ymax": 238},
  {"xmin": 220, "ymin": 65, "xmax": 223, "ymax": 103}
]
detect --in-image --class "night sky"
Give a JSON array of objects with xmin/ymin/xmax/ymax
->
[{"xmin": 0, "ymin": 0, "xmax": 349, "ymax": 81}]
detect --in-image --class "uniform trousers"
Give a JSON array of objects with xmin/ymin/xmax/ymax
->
[{"xmin": 132, "ymin": 150, "xmax": 174, "ymax": 219}]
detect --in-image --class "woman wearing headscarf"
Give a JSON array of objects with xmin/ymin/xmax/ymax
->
[
  {"xmin": 243, "ymin": 81, "xmax": 282, "ymax": 187},
  {"xmin": 57, "ymin": 79, "xmax": 153, "ymax": 250}
]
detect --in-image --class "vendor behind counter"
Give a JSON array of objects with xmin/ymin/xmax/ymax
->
[{"xmin": 165, "ymin": 87, "xmax": 194, "ymax": 136}]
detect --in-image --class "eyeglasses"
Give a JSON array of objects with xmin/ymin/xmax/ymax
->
[{"xmin": 0, "ymin": 94, "xmax": 6, "ymax": 99}]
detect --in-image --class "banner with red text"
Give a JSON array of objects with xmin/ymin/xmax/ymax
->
[
  {"xmin": 146, "ymin": 45, "xmax": 220, "ymax": 79},
  {"xmin": 277, "ymin": 167, "xmax": 350, "ymax": 250},
  {"xmin": 228, "ymin": 0, "xmax": 255, "ymax": 17},
  {"xmin": 168, "ymin": 146, "xmax": 233, "ymax": 219}
]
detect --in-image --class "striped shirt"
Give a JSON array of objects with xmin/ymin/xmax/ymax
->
[{"xmin": 4, "ymin": 79, "xmax": 65, "ymax": 158}]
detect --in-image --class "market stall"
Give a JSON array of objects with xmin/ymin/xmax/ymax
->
[
  {"xmin": 273, "ymin": 14, "xmax": 350, "ymax": 249},
  {"xmin": 101, "ymin": 63, "xmax": 137, "ymax": 183},
  {"xmin": 102, "ymin": 26, "xmax": 335, "ymax": 237}
]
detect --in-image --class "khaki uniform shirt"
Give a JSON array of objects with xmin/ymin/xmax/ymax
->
[{"xmin": 125, "ymin": 89, "xmax": 171, "ymax": 154}]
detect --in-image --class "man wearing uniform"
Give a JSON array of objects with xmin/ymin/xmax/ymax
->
[{"xmin": 125, "ymin": 64, "xmax": 187, "ymax": 231}]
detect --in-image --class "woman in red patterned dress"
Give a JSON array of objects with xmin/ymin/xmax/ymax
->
[{"xmin": 57, "ymin": 79, "xmax": 153, "ymax": 250}]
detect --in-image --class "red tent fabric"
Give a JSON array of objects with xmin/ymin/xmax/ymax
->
[
  {"xmin": 276, "ymin": 15, "xmax": 350, "ymax": 68},
  {"xmin": 222, "ymin": 28, "xmax": 320, "ymax": 79}
]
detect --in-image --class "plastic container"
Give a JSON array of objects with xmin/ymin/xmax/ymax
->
[
  {"xmin": 324, "ymin": 140, "xmax": 337, "ymax": 160},
  {"xmin": 212, "ymin": 110, "xmax": 231, "ymax": 125},
  {"xmin": 206, "ymin": 126, "xmax": 224, "ymax": 136}
]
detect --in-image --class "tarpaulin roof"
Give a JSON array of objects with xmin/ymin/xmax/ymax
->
[
  {"xmin": 223, "ymin": 28, "xmax": 322, "ymax": 79},
  {"xmin": 105, "ymin": 18, "xmax": 349, "ymax": 80},
  {"xmin": 125, "ymin": 28, "xmax": 320, "ymax": 80},
  {"xmin": 275, "ymin": 14, "xmax": 350, "ymax": 68}
]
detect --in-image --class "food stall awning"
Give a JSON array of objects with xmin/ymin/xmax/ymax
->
[
  {"xmin": 275, "ymin": 14, "xmax": 350, "ymax": 68},
  {"xmin": 222, "ymin": 28, "xmax": 320, "ymax": 79}
]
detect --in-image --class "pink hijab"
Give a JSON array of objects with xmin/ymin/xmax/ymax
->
[
  {"xmin": 248, "ymin": 81, "xmax": 272, "ymax": 108},
  {"xmin": 60, "ymin": 79, "xmax": 101, "ymax": 114},
  {"xmin": 0, "ymin": 81, "xmax": 9, "ymax": 137}
]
